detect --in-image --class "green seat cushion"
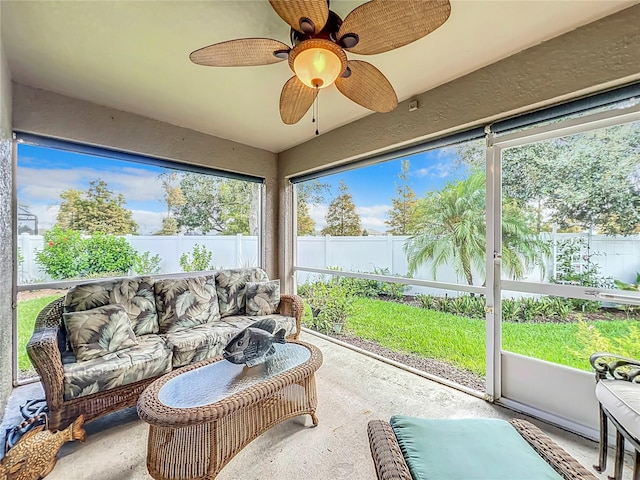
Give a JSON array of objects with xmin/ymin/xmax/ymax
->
[{"xmin": 390, "ymin": 416, "xmax": 562, "ymax": 480}]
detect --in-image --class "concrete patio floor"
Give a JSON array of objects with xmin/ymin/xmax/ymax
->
[{"xmin": 1, "ymin": 332, "xmax": 634, "ymax": 480}]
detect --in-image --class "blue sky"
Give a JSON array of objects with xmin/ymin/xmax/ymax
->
[{"xmin": 17, "ymin": 143, "xmax": 475, "ymax": 234}]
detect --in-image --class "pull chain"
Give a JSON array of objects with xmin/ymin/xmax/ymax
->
[{"xmin": 314, "ymin": 86, "xmax": 320, "ymax": 136}]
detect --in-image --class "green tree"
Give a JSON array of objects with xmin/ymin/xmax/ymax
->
[
  {"xmin": 56, "ymin": 179, "xmax": 138, "ymax": 235},
  {"xmin": 173, "ymin": 174, "xmax": 258, "ymax": 235},
  {"xmin": 156, "ymin": 171, "xmax": 185, "ymax": 235},
  {"xmin": 155, "ymin": 217, "xmax": 179, "ymax": 236},
  {"xmin": 296, "ymin": 181, "xmax": 329, "ymax": 236},
  {"xmin": 456, "ymin": 122, "xmax": 640, "ymax": 235},
  {"xmin": 385, "ymin": 160, "xmax": 419, "ymax": 235},
  {"xmin": 404, "ymin": 172, "xmax": 549, "ymax": 285},
  {"xmin": 321, "ymin": 180, "xmax": 362, "ymax": 236}
]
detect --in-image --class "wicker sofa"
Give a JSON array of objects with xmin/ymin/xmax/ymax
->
[{"xmin": 27, "ymin": 267, "xmax": 303, "ymax": 431}]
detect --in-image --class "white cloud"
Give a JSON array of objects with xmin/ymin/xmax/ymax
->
[
  {"xmin": 413, "ymin": 162, "xmax": 452, "ymax": 179},
  {"xmin": 307, "ymin": 203, "xmax": 327, "ymax": 231},
  {"xmin": 20, "ymin": 204, "xmax": 164, "ymax": 235},
  {"xmin": 19, "ymin": 205, "xmax": 60, "ymax": 232},
  {"xmin": 305, "ymin": 203, "xmax": 390, "ymax": 234},
  {"xmin": 357, "ymin": 205, "xmax": 391, "ymax": 231},
  {"xmin": 131, "ymin": 210, "xmax": 166, "ymax": 235},
  {"xmin": 17, "ymin": 165, "xmax": 164, "ymax": 204}
]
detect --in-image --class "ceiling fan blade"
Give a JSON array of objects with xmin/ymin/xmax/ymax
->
[
  {"xmin": 190, "ymin": 38, "xmax": 290, "ymax": 67},
  {"xmin": 269, "ymin": 0, "xmax": 329, "ymax": 34},
  {"xmin": 280, "ymin": 76, "xmax": 318, "ymax": 125},
  {"xmin": 335, "ymin": 61, "xmax": 397, "ymax": 113},
  {"xmin": 338, "ymin": 0, "xmax": 451, "ymax": 55}
]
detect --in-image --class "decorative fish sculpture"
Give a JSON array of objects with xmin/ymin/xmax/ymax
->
[
  {"xmin": 0, "ymin": 415, "xmax": 85, "ymax": 480},
  {"xmin": 223, "ymin": 318, "xmax": 286, "ymax": 367}
]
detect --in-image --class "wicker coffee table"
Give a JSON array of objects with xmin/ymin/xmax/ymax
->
[{"xmin": 137, "ymin": 340, "xmax": 322, "ymax": 480}]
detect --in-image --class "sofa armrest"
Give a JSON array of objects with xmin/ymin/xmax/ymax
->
[
  {"xmin": 27, "ymin": 297, "xmax": 67, "ymax": 411},
  {"xmin": 278, "ymin": 294, "xmax": 304, "ymax": 340}
]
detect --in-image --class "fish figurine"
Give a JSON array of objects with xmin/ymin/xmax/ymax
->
[
  {"xmin": 0, "ymin": 415, "xmax": 85, "ymax": 480},
  {"xmin": 223, "ymin": 318, "xmax": 286, "ymax": 367}
]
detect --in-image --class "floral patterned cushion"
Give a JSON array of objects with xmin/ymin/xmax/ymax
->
[
  {"xmin": 215, "ymin": 268, "xmax": 269, "ymax": 318},
  {"xmin": 155, "ymin": 275, "xmax": 220, "ymax": 334},
  {"xmin": 63, "ymin": 304, "xmax": 137, "ymax": 362},
  {"xmin": 164, "ymin": 314, "xmax": 297, "ymax": 367},
  {"xmin": 62, "ymin": 334, "xmax": 172, "ymax": 400},
  {"xmin": 245, "ymin": 280, "xmax": 280, "ymax": 315},
  {"xmin": 64, "ymin": 276, "xmax": 159, "ymax": 336}
]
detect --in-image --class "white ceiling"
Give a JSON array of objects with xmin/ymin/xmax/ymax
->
[{"xmin": 1, "ymin": 1, "xmax": 635, "ymax": 153}]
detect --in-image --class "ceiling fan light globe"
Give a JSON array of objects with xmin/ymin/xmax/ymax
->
[
  {"xmin": 293, "ymin": 47, "xmax": 342, "ymax": 89},
  {"xmin": 288, "ymin": 39, "xmax": 347, "ymax": 90}
]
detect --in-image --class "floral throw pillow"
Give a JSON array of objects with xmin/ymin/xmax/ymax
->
[
  {"xmin": 215, "ymin": 268, "xmax": 269, "ymax": 317},
  {"xmin": 155, "ymin": 275, "xmax": 220, "ymax": 334},
  {"xmin": 245, "ymin": 280, "xmax": 281, "ymax": 316},
  {"xmin": 63, "ymin": 304, "xmax": 137, "ymax": 362}
]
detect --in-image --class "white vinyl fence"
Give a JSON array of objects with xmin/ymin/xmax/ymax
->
[
  {"xmin": 295, "ymin": 234, "xmax": 640, "ymax": 296},
  {"xmin": 18, "ymin": 233, "xmax": 640, "ymax": 293}
]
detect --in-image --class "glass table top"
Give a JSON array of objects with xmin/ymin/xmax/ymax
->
[{"xmin": 158, "ymin": 343, "xmax": 311, "ymax": 408}]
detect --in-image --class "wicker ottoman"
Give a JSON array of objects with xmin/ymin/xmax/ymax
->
[{"xmin": 367, "ymin": 417, "xmax": 597, "ymax": 480}]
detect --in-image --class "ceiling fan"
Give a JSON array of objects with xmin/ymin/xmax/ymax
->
[{"xmin": 190, "ymin": 0, "xmax": 451, "ymax": 126}]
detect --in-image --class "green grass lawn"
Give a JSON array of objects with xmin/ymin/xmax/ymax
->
[
  {"xmin": 19, "ymin": 294, "xmax": 637, "ymax": 380},
  {"xmin": 304, "ymin": 296, "xmax": 640, "ymax": 376},
  {"xmin": 17, "ymin": 295, "xmax": 62, "ymax": 375}
]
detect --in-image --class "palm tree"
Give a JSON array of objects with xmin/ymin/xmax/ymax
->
[{"xmin": 404, "ymin": 171, "xmax": 549, "ymax": 285}]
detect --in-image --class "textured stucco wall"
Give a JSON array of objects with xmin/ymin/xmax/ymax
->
[
  {"xmin": 12, "ymin": 84, "xmax": 280, "ymax": 277},
  {"xmin": 0, "ymin": 43, "xmax": 14, "ymax": 418},
  {"xmin": 277, "ymin": 5, "xmax": 640, "ymax": 287}
]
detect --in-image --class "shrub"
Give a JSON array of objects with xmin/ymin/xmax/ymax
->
[
  {"xmin": 327, "ymin": 265, "xmax": 410, "ymax": 300},
  {"xmin": 35, "ymin": 228, "xmax": 138, "ymax": 280},
  {"xmin": 35, "ymin": 226, "xmax": 88, "ymax": 279},
  {"xmin": 339, "ymin": 276, "xmax": 381, "ymax": 298},
  {"xmin": 300, "ymin": 278, "xmax": 355, "ymax": 334},
  {"xmin": 572, "ymin": 317, "xmax": 640, "ymax": 361},
  {"xmin": 419, "ymin": 293, "xmax": 573, "ymax": 323},
  {"xmin": 317, "ymin": 283, "xmax": 355, "ymax": 329},
  {"xmin": 502, "ymin": 299, "xmax": 521, "ymax": 322},
  {"xmin": 85, "ymin": 233, "xmax": 137, "ymax": 276},
  {"xmin": 417, "ymin": 294, "xmax": 439, "ymax": 310},
  {"xmin": 133, "ymin": 251, "xmax": 163, "ymax": 275},
  {"xmin": 435, "ymin": 294, "xmax": 485, "ymax": 319},
  {"xmin": 180, "ymin": 244, "xmax": 216, "ymax": 272},
  {"xmin": 552, "ymin": 237, "xmax": 613, "ymax": 312}
]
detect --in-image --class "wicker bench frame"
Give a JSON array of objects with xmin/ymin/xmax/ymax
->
[
  {"xmin": 137, "ymin": 340, "xmax": 323, "ymax": 480},
  {"xmin": 27, "ymin": 294, "xmax": 303, "ymax": 431},
  {"xmin": 367, "ymin": 418, "xmax": 598, "ymax": 480}
]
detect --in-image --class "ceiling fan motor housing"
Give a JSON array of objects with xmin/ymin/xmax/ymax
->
[{"xmin": 290, "ymin": 10, "xmax": 343, "ymax": 46}]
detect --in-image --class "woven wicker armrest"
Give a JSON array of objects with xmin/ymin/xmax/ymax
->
[
  {"xmin": 26, "ymin": 297, "xmax": 66, "ymax": 411},
  {"xmin": 278, "ymin": 293, "xmax": 304, "ymax": 339},
  {"xmin": 367, "ymin": 420, "xmax": 412, "ymax": 480},
  {"xmin": 27, "ymin": 326, "xmax": 65, "ymax": 410},
  {"xmin": 589, "ymin": 352, "xmax": 640, "ymax": 383},
  {"xmin": 510, "ymin": 419, "xmax": 598, "ymax": 480}
]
